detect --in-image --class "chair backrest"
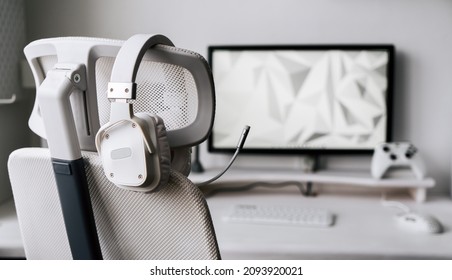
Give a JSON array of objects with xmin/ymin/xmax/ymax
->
[{"xmin": 8, "ymin": 36, "xmax": 220, "ymax": 259}]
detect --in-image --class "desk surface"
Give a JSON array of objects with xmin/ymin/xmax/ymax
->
[
  {"xmin": 204, "ymin": 187, "xmax": 452, "ymax": 259},
  {"xmin": 1, "ymin": 172, "xmax": 451, "ymax": 260},
  {"xmin": 0, "ymin": 200, "xmax": 24, "ymax": 258}
]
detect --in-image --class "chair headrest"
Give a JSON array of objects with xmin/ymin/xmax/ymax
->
[{"xmin": 24, "ymin": 36, "xmax": 215, "ymax": 152}]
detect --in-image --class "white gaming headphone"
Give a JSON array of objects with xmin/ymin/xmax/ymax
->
[{"xmin": 95, "ymin": 34, "xmax": 215, "ymax": 192}]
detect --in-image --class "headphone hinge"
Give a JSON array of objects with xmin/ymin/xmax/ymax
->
[{"xmin": 107, "ymin": 82, "xmax": 136, "ymax": 100}]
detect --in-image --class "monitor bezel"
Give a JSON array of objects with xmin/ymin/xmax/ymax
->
[{"xmin": 207, "ymin": 44, "xmax": 395, "ymax": 155}]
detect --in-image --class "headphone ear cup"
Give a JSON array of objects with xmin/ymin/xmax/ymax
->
[
  {"xmin": 135, "ymin": 112, "xmax": 171, "ymax": 191},
  {"xmin": 136, "ymin": 113, "xmax": 191, "ymax": 177},
  {"xmin": 95, "ymin": 113, "xmax": 170, "ymax": 192}
]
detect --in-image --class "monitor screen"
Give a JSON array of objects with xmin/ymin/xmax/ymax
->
[{"xmin": 208, "ymin": 45, "xmax": 394, "ymax": 154}]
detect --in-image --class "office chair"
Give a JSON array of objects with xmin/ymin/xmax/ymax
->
[{"xmin": 8, "ymin": 35, "xmax": 220, "ymax": 259}]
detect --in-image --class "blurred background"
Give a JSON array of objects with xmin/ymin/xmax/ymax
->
[{"xmin": 1, "ymin": 0, "xmax": 452, "ymax": 206}]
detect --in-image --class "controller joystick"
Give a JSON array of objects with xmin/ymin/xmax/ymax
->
[{"xmin": 371, "ymin": 142, "xmax": 427, "ymax": 179}]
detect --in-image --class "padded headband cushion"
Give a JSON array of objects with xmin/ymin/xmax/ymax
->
[{"xmin": 110, "ymin": 34, "xmax": 174, "ymax": 83}]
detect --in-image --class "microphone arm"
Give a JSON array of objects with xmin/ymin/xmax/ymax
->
[{"xmin": 196, "ymin": 125, "xmax": 250, "ymax": 187}]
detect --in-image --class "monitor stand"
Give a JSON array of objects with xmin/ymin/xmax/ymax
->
[
  {"xmin": 303, "ymin": 155, "xmax": 321, "ymax": 196},
  {"xmin": 189, "ymin": 157, "xmax": 435, "ymax": 202},
  {"xmin": 191, "ymin": 145, "xmax": 205, "ymax": 173}
]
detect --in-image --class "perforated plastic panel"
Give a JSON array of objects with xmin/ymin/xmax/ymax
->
[{"xmin": 95, "ymin": 56, "xmax": 198, "ymax": 131}]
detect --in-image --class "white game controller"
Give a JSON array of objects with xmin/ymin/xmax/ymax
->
[{"xmin": 371, "ymin": 142, "xmax": 427, "ymax": 179}]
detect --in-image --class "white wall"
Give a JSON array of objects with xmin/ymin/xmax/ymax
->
[{"xmin": 24, "ymin": 0, "xmax": 452, "ymax": 195}]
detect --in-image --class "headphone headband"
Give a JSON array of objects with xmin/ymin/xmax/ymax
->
[
  {"xmin": 108, "ymin": 34, "xmax": 174, "ymax": 107},
  {"xmin": 110, "ymin": 34, "xmax": 174, "ymax": 83}
]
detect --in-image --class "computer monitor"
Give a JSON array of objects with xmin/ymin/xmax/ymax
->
[{"xmin": 208, "ymin": 45, "xmax": 394, "ymax": 155}]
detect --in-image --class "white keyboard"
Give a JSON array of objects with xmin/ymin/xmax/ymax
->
[{"xmin": 225, "ymin": 204, "xmax": 335, "ymax": 227}]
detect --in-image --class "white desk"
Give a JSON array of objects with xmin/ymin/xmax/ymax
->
[
  {"xmin": 0, "ymin": 200, "xmax": 25, "ymax": 259},
  {"xmin": 190, "ymin": 169, "xmax": 452, "ymax": 259},
  {"xmin": 1, "ymin": 169, "xmax": 450, "ymax": 260}
]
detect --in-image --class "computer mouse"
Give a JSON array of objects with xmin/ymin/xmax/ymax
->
[{"xmin": 395, "ymin": 212, "xmax": 443, "ymax": 234}]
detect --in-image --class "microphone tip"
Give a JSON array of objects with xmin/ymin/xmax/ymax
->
[{"xmin": 237, "ymin": 125, "xmax": 250, "ymax": 149}]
